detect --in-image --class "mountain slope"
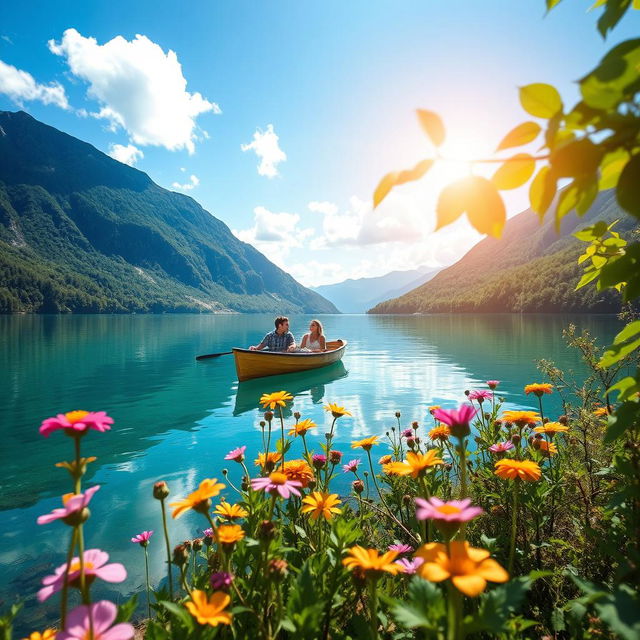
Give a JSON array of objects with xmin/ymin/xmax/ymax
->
[
  {"xmin": 369, "ymin": 190, "xmax": 636, "ymax": 314},
  {"xmin": 0, "ymin": 110, "xmax": 337, "ymax": 314},
  {"xmin": 312, "ymin": 267, "xmax": 440, "ymax": 313}
]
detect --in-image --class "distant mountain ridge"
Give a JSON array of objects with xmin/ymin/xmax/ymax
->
[
  {"xmin": 369, "ymin": 190, "xmax": 637, "ymax": 314},
  {"xmin": 0, "ymin": 110, "xmax": 337, "ymax": 313},
  {"xmin": 312, "ymin": 266, "xmax": 440, "ymax": 313}
]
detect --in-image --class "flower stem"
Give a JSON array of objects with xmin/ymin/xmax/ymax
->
[
  {"xmin": 508, "ymin": 479, "xmax": 520, "ymax": 574},
  {"xmin": 60, "ymin": 526, "xmax": 78, "ymax": 628},
  {"xmin": 537, "ymin": 395, "xmax": 545, "ymax": 423},
  {"xmin": 278, "ymin": 407, "xmax": 286, "ymax": 467},
  {"xmin": 144, "ymin": 545, "xmax": 151, "ymax": 619},
  {"xmin": 367, "ymin": 579, "xmax": 379, "ymax": 640},
  {"xmin": 159, "ymin": 498, "xmax": 174, "ymax": 599},
  {"xmin": 447, "ymin": 581, "xmax": 462, "ymax": 640}
]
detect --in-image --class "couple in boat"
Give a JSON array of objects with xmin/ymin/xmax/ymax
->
[{"xmin": 249, "ymin": 316, "xmax": 326, "ymax": 353}]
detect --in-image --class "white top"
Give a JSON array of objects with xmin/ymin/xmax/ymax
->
[{"xmin": 301, "ymin": 333, "xmax": 324, "ymax": 351}]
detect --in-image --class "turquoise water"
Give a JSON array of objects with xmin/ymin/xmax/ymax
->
[{"xmin": 0, "ymin": 313, "xmax": 621, "ymax": 629}]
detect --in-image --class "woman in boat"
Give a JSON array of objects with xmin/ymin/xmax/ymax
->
[{"xmin": 299, "ymin": 319, "xmax": 326, "ymax": 352}]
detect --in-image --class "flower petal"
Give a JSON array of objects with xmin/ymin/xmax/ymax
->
[{"xmin": 452, "ymin": 574, "xmax": 487, "ymax": 597}]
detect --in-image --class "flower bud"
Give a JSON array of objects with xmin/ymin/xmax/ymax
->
[
  {"xmin": 444, "ymin": 463, "xmax": 453, "ymax": 471},
  {"xmin": 402, "ymin": 494, "xmax": 412, "ymax": 506},
  {"xmin": 532, "ymin": 438, "xmax": 541, "ymax": 450},
  {"xmin": 484, "ymin": 412, "xmax": 491, "ymax": 420},
  {"xmin": 241, "ymin": 476, "xmax": 250, "ymax": 492},
  {"xmin": 268, "ymin": 558, "xmax": 289, "ymax": 581},
  {"xmin": 325, "ymin": 432, "xmax": 332, "ymax": 441},
  {"xmin": 464, "ymin": 390, "xmax": 470, "ymax": 396},
  {"xmin": 210, "ymin": 571, "xmax": 233, "ymax": 591},
  {"xmin": 511, "ymin": 434, "xmax": 521, "ymax": 445},
  {"xmin": 260, "ymin": 420, "xmax": 266, "ymax": 428},
  {"xmin": 293, "ymin": 411, "xmax": 301, "ymax": 420},
  {"xmin": 307, "ymin": 479, "xmax": 317, "ymax": 490},
  {"xmin": 329, "ymin": 450, "xmax": 343, "ymax": 465},
  {"xmin": 203, "ymin": 533, "xmax": 214, "ymax": 547},
  {"xmin": 543, "ymin": 417, "xmax": 549, "ymax": 424},
  {"xmin": 406, "ymin": 436, "xmax": 416, "ymax": 448},
  {"xmin": 63, "ymin": 507, "xmax": 91, "ymax": 527},
  {"xmin": 153, "ymin": 481, "xmax": 170, "ymax": 500},
  {"xmin": 395, "ymin": 411, "xmax": 401, "ymax": 418},
  {"xmin": 183, "ymin": 539, "xmax": 193, "ymax": 551},
  {"xmin": 490, "ymin": 505, "xmax": 505, "ymax": 516},
  {"xmin": 222, "ymin": 468, "xmax": 229, "ymax": 476},
  {"xmin": 258, "ymin": 520, "xmax": 276, "ymax": 541},
  {"xmin": 192, "ymin": 538, "xmax": 203, "ymax": 551},
  {"xmin": 173, "ymin": 544, "xmax": 189, "ymax": 566},
  {"xmin": 264, "ymin": 411, "xmax": 273, "ymax": 422},
  {"xmin": 412, "ymin": 421, "xmax": 419, "ymax": 429},
  {"xmin": 353, "ymin": 480, "xmax": 364, "ymax": 494},
  {"xmin": 558, "ymin": 415, "xmax": 568, "ymax": 425},
  {"xmin": 312, "ymin": 454, "xmax": 326, "ymax": 469}
]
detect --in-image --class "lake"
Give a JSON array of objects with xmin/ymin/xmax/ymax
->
[{"xmin": 0, "ymin": 313, "xmax": 621, "ymax": 630}]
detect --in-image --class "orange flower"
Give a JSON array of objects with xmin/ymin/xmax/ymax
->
[
  {"xmin": 22, "ymin": 630, "xmax": 57, "ymax": 640},
  {"xmin": 536, "ymin": 440, "xmax": 557, "ymax": 457},
  {"xmin": 282, "ymin": 459, "xmax": 314, "ymax": 488},
  {"xmin": 185, "ymin": 590, "xmax": 232, "ymax": 626},
  {"xmin": 169, "ymin": 478, "xmax": 225, "ymax": 518},
  {"xmin": 342, "ymin": 546, "xmax": 402, "ymax": 577},
  {"xmin": 593, "ymin": 407, "xmax": 609, "ymax": 417},
  {"xmin": 383, "ymin": 451, "xmax": 443, "ymax": 478},
  {"xmin": 324, "ymin": 403, "xmax": 351, "ymax": 418},
  {"xmin": 214, "ymin": 502, "xmax": 249, "ymax": 520},
  {"xmin": 429, "ymin": 426, "xmax": 450, "ymax": 441},
  {"xmin": 217, "ymin": 524, "xmax": 245, "ymax": 545},
  {"xmin": 288, "ymin": 419, "xmax": 317, "ymax": 436},
  {"xmin": 301, "ymin": 492, "xmax": 342, "ymax": 521},
  {"xmin": 416, "ymin": 541, "xmax": 508, "ymax": 597},
  {"xmin": 260, "ymin": 391, "xmax": 293, "ymax": 409},
  {"xmin": 501, "ymin": 410, "xmax": 541, "ymax": 426},
  {"xmin": 351, "ymin": 436, "xmax": 380, "ymax": 451},
  {"xmin": 378, "ymin": 454, "xmax": 393, "ymax": 465},
  {"xmin": 524, "ymin": 383, "xmax": 554, "ymax": 396},
  {"xmin": 254, "ymin": 452, "xmax": 282, "ymax": 469},
  {"xmin": 494, "ymin": 459, "xmax": 541, "ymax": 482},
  {"xmin": 533, "ymin": 422, "xmax": 569, "ymax": 435}
]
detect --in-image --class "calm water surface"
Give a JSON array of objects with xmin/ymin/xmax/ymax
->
[{"xmin": 0, "ymin": 313, "xmax": 621, "ymax": 628}]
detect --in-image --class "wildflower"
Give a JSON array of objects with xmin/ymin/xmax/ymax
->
[
  {"xmin": 593, "ymin": 407, "xmax": 609, "ymax": 417},
  {"xmin": 533, "ymin": 422, "xmax": 569, "ymax": 436},
  {"xmin": 210, "ymin": 572, "xmax": 234, "ymax": 591},
  {"xmin": 535, "ymin": 440, "xmax": 558, "ymax": 457},
  {"xmin": 329, "ymin": 450, "xmax": 343, "ymax": 464},
  {"xmin": 185, "ymin": 590, "xmax": 232, "ymax": 627},
  {"xmin": 224, "ymin": 446, "xmax": 246, "ymax": 462},
  {"xmin": 203, "ymin": 527, "xmax": 214, "ymax": 538},
  {"xmin": 432, "ymin": 405, "xmax": 477, "ymax": 439},
  {"xmin": 324, "ymin": 403, "xmax": 352, "ymax": 418},
  {"xmin": 22, "ymin": 630, "xmax": 56, "ymax": 640},
  {"xmin": 352, "ymin": 479, "xmax": 365, "ymax": 494},
  {"xmin": 288, "ymin": 418, "xmax": 317, "ymax": 436},
  {"xmin": 37, "ymin": 486, "xmax": 100, "ymax": 526},
  {"xmin": 38, "ymin": 549, "xmax": 126, "ymax": 601},
  {"xmin": 217, "ymin": 524, "xmax": 245, "ymax": 549},
  {"xmin": 214, "ymin": 502, "xmax": 249, "ymax": 520},
  {"xmin": 342, "ymin": 546, "xmax": 402, "ymax": 577},
  {"xmin": 131, "ymin": 530, "xmax": 153, "ymax": 547},
  {"xmin": 254, "ymin": 452, "xmax": 282, "ymax": 471},
  {"xmin": 416, "ymin": 497, "xmax": 483, "ymax": 537},
  {"xmin": 401, "ymin": 428, "xmax": 413, "ymax": 438},
  {"xmin": 192, "ymin": 538, "xmax": 203, "ymax": 551},
  {"xmin": 416, "ymin": 541, "xmax": 508, "ymax": 597},
  {"xmin": 383, "ymin": 450, "xmax": 443, "ymax": 478},
  {"xmin": 260, "ymin": 391, "xmax": 293, "ymax": 410},
  {"xmin": 395, "ymin": 557, "xmax": 425, "ymax": 574},
  {"xmin": 468, "ymin": 390, "xmax": 493, "ymax": 402},
  {"xmin": 57, "ymin": 600, "xmax": 134, "ymax": 640},
  {"xmin": 251, "ymin": 472, "xmax": 302, "ymax": 498},
  {"xmin": 524, "ymin": 383, "xmax": 554, "ymax": 397},
  {"xmin": 406, "ymin": 435, "xmax": 420, "ymax": 448},
  {"xmin": 153, "ymin": 481, "xmax": 170, "ymax": 500},
  {"xmin": 488, "ymin": 441, "xmax": 514, "ymax": 454},
  {"xmin": 428, "ymin": 405, "xmax": 441, "ymax": 414},
  {"xmin": 429, "ymin": 425, "xmax": 451, "ymax": 442},
  {"xmin": 343, "ymin": 459, "xmax": 361, "ymax": 473},
  {"xmin": 494, "ymin": 459, "xmax": 541, "ymax": 482},
  {"xmin": 378, "ymin": 454, "xmax": 393, "ymax": 465},
  {"xmin": 257, "ymin": 520, "xmax": 277, "ymax": 541},
  {"xmin": 268, "ymin": 558, "xmax": 289, "ymax": 580},
  {"xmin": 388, "ymin": 543, "xmax": 413, "ymax": 554},
  {"xmin": 301, "ymin": 492, "xmax": 343, "ymax": 521},
  {"xmin": 282, "ymin": 459, "xmax": 314, "ymax": 488},
  {"xmin": 169, "ymin": 479, "xmax": 225, "ymax": 518},
  {"xmin": 501, "ymin": 410, "xmax": 541, "ymax": 426},
  {"xmin": 312, "ymin": 454, "xmax": 327, "ymax": 469},
  {"xmin": 351, "ymin": 436, "xmax": 380, "ymax": 451},
  {"xmin": 487, "ymin": 380, "xmax": 500, "ymax": 390},
  {"xmin": 39, "ymin": 411, "xmax": 114, "ymax": 438}
]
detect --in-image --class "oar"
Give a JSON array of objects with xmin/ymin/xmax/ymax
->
[{"xmin": 195, "ymin": 351, "xmax": 233, "ymax": 361}]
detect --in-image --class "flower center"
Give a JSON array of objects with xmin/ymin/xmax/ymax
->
[
  {"xmin": 436, "ymin": 505, "xmax": 462, "ymax": 515},
  {"xmin": 269, "ymin": 472, "xmax": 288, "ymax": 485},
  {"xmin": 65, "ymin": 410, "xmax": 89, "ymax": 424},
  {"xmin": 69, "ymin": 560, "xmax": 94, "ymax": 573}
]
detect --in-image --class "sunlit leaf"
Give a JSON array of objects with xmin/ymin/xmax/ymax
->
[
  {"xmin": 574, "ymin": 220, "xmax": 610, "ymax": 241},
  {"xmin": 550, "ymin": 139, "xmax": 602, "ymax": 179},
  {"xmin": 597, "ymin": 0, "xmax": 634, "ymax": 38},
  {"xmin": 373, "ymin": 159, "xmax": 434, "ymax": 208},
  {"xmin": 605, "ymin": 400, "xmax": 640, "ymax": 442},
  {"xmin": 600, "ymin": 320, "xmax": 640, "ymax": 367},
  {"xmin": 417, "ymin": 109, "xmax": 445, "ymax": 147},
  {"xmin": 600, "ymin": 149, "xmax": 631, "ymax": 190},
  {"xmin": 556, "ymin": 184, "xmax": 579, "ymax": 230},
  {"xmin": 600, "ymin": 242, "xmax": 640, "ymax": 301},
  {"xmin": 547, "ymin": 0, "xmax": 563, "ymax": 8},
  {"xmin": 496, "ymin": 122, "xmax": 541, "ymax": 151},
  {"xmin": 519, "ymin": 83, "xmax": 563, "ymax": 119},
  {"xmin": 576, "ymin": 179, "xmax": 599, "ymax": 215},
  {"xmin": 607, "ymin": 374, "xmax": 640, "ymax": 402},
  {"xmin": 491, "ymin": 153, "xmax": 536, "ymax": 190},
  {"xmin": 529, "ymin": 166, "xmax": 557, "ymax": 219},
  {"xmin": 576, "ymin": 267, "xmax": 601, "ymax": 290},
  {"xmin": 616, "ymin": 154, "xmax": 640, "ymax": 218}
]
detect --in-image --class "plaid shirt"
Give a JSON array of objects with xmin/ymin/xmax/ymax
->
[{"xmin": 258, "ymin": 330, "xmax": 294, "ymax": 352}]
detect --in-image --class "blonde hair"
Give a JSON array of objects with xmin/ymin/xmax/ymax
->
[{"xmin": 310, "ymin": 319, "xmax": 323, "ymax": 336}]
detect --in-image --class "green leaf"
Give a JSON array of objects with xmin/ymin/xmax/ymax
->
[
  {"xmin": 373, "ymin": 159, "xmax": 434, "ymax": 208},
  {"xmin": 617, "ymin": 154, "xmax": 640, "ymax": 218},
  {"xmin": 599, "ymin": 242, "xmax": 640, "ymax": 301},
  {"xmin": 496, "ymin": 122, "xmax": 541, "ymax": 151},
  {"xmin": 416, "ymin": 109, "xmax": 445, "ymax": 147},
  {"xmin": 577, "ymin": 178, "xmax": 599, "ymax": 215},
  {"xmin": 596, "ymin": 584, "xmax": 640, "ymax": 640},
  {"xmin": 607, "ymin": 374, "xmax": 640, "ymax": 402},
  {"xmin": 605, "ymin": 400, "xmax": 640, "ymax": 442},
  {"xmin": 556, "ymin": 184, "xmax": 580, "ymax": 229},
  {"xmin": 546, "ymin": 0, "xmax": 563, "ymax": 8},
  {"xmin": 491, "ymin": 153, "xmax": 536, "ymax": 190},
  {"xmin": 575, "ymin": 267, "xmax": 601, "ymax": 290},
  {"xmin": 574, "ymin": 220, "xmax": 610, "ymax": 241},
  {"xmin": 597, "ymin": 0, "xmax": 633, "ymax": 38},
  {"xmin": 519, "ymin": 83, "xmax": 563, "ymax": 119},
  {"xmin": 390, "ymin": 578, "xmax": 444, "ymax": 630},
  {"xmin": 116, "ymin": 594, "xmax": 138, "ymax": 623},
  {"xmin": 551, "ymin": 607, "xmax": 566, "ymax": 632},
  {"xmin": 158, "ymin": 601, "xmax": 195, "ymax": 632},
  {"xmin": 600, "ymin": 320, "xmax": 640, "ymax": 365},
  {"xmin": 144, "ymin": 620, "xmax": 170, "ymax": 640},
  {"xmin": 599, "ymin": 149, "xmax": 630, "ymax": 190},
  {"xmin": 529, "ymin": 166, "xmax": 557, "ymax": 219}
]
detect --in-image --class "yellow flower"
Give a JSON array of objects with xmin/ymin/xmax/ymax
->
[
  {"xmin": 342, "ymin": 546, "xmax": 402, "ymax": 577},
  {"xmin": 351, "ymin": 435, "xmax": 380, "ymax": 451},
  {"xmin": 593, "ymin": 407, "xmax": 609, "ymax": 417},
  {"xmin": 382, "ymin": 462, "xmax": 406, "ymax": 476},
  {"xmin": 288, "ymin": 418, "xmax": 317, "ymax": 436},
  {"xmin": 214, "ymin": 502, "xmax": 249, "ymax": 520},
  {"xmin": 254, "ymin": 451, "xmax": 282, "ymax": 470},
  {"xmin": 429, "ymin": 425, "xmax": 450, "ymax": 441},
  {"xmin": 324, "ymin": 403, "xmax": 352, "ymax": 418},
  {"xmin": 170, "ymin": 479, "xmax": 225, "ymax": 518},
  {"xmin": 301, "ymin": 492, "xmax": 343, "ymax": 521},
  {"xmin": 494, "ymin": 459, "xmax": 541, "ymax": 482},
  {"xmin": 378, "ymin": 454, "xmax": 393, "ymax": 465},
  {"xmin": 501, "ymin": 410, "xmax": 541, "ymax": 426},
  {"xmin": 282, "ymin": 459, "xmax": 314, "ymax": 488},
  {"xmin": 22, "ymin": 630, "xmax": 56, "ymax": 640},
  {"xmin": 260, "ymin": 391, "xmax": 293, "ymax": 409},
  {"xmin": 533, "ymin": 422, "xmax": 569, "ymax": 435},
  {"xmin": 185, "ymin": 590, "xmax": 232, "ymax": 626},
  {"xmin": 383, "ymin": 450, "xmax": 443, "ymax": 478},
  {"xmin": 217, "ymin": 524, "xmax": 245, "ymax": 545},
  {"xmin": 524, "ymin": 383, "xmax": 554, "ymax": 396},
  {"xmin": 428, "ymin": 405, "xmax": 441, "ymax": 414},
  {"xmin": 416, "ymin": 541, "xmax": 508, "ymax": 597},
  {"xmin": 536, "ymin": 440, "xmax": 558, "ymax": 457}
]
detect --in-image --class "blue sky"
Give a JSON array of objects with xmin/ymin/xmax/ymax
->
[{"xmin": 1, "ymin": 1, "xmax": 637, "ymax": 286}]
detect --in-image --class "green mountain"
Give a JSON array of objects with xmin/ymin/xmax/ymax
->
[
  {"xmin": 0, "ymin": 110, "xmax": 337, "ymax": 314},
  {"xmin": 368, "ymin": 190, "xmax": 637, "ymax": 314}
]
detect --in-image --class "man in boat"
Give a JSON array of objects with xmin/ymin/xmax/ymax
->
[{"xmin": 249, "ymin": 316, "xmax": 297, "ymax": 352}]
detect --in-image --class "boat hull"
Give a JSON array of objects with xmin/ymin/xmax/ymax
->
[{"xmin": 232, "ymin": 340, "xmax": 346, "ymax": 382}]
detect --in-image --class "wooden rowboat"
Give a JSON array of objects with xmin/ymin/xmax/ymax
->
[{"xmin": 232, "ymin": 340, "xmax": 347, "ymax": 382}]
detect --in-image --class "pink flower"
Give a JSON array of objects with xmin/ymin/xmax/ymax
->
[
  {"xmin": 37, "ymin": 486, "xmax": 100, "ymax": 525},
  {"xmin": 468, "ymin": 390, "xmax": 493, "ymax": 402},
  {"xmin": 487, "ymin": 380, "xmax": 500, "ymax": 390},
  {"xmin": 203, "ymin": 527, "xmax": 214, "ymax": 538},
  {"xmin": 250, "ymin": 472, "xmax": 302, "ymax": 499},
  {"xmin": 395, "ymin": 557, "xmax": 425, "ymax": 574},
  {"xmin": 488, "ymin": 441, "xmax": 514, "ymax": 454},
  {"xmin": 38, "ymin": 549, "xmax": 127, "ymax": 602},
  {"xmin": 342, "ymin": 459, "xmax": 360, "ymax": 473},
  {"xmin": 432, "ymin": 405, "xmax": 477, "ymax": 439},
  {"xmin": 58, "ymin": 600, "xmax": 134, "ymax": 640},
  {"xmin": 388, "ymin": 543, "xmax": 413, "ymax": 554},
  {"xmin": 312, "ymin": 454, "xmax": 327, "ymax": 469},
  {"xmin": 401, "ymin": 428, "xmax": 413, "ymax": 438},
  {"xmin": 210, "ymin": 572, "xmax": 234, "ymax": 590},
  {"xmin": 224, "ymin": 446, "xmax": 246, "ymax": 462},
  {"xmin": 131, "ymin": 530, "xmax": 154, "ymax": 546},
  {"xmin": 415, "ymin": 497, "xmax": 484, "ymax": 523},
  {"xmin": 40, "ymin": 411, "xmax": 114, "ymax": 438}
]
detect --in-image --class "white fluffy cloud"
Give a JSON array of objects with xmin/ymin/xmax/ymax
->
[
  {"xmin": 0, "ymin": 59, "xmax": 69, "ymax": 109},
  {"xmin": 241, "ymin": 124, "xmax": 286, "ymax": 178},
  {"xmin": 108, "ymin": 143, "xmax": 144, "ymax": 166},
  {"xmin": 48, "ymin": 29, "xmax": 220, "ymax": 153},
  {"xmin": 172, "ymin": 174, "xmax": 200, "ymax": 191}
]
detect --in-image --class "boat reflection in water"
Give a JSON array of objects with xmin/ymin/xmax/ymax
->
[{"xmin": 233, "ymin": 361, "xmax": 348, "ymax": 416}]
